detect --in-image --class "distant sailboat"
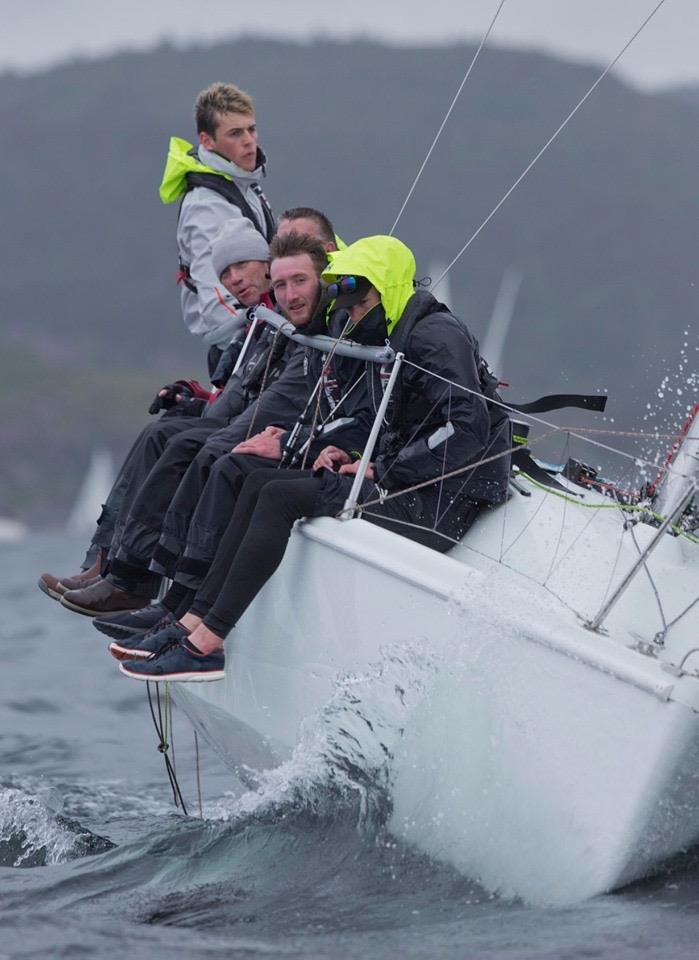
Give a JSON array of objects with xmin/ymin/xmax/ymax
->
[
  {"xmin": 481, "ymin": 266, "xmax": 522, "ymax": 380},
  {"xmin": 430, "ymin": 263, "xmax": 521, "ymax": 380},
  {"xmin": 428, "ymin": 260, "xmax": 453, "ymax": 313},
  {"xmin": 0, "ymin": 517, "xmax": 28, "ymax": 543},
  {"xmin": 65, "ymin": 448, "xmax": 115, "ymax": 536}
]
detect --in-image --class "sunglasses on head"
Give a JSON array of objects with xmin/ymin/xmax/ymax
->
[{"xmin": 326, "ymin": 276, "xmax": 359, "ymax": 300}]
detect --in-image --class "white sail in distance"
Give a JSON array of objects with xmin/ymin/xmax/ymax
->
[
  {"xmin": 65, "ymin": 448, "xmax": 115, "ymax": 536},
  {"xmin": 481, "ymin": 266, "xmax": 522, "ymax": 380}
]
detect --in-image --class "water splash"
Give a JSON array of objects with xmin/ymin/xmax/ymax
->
[
  {"xmin": 0, "ymin": 781, "xmax": 114, "ymax": 867},
  {"xmin": 640, "ymin": 329, "xmax": 699, "ymax": 475},
  {"xmin": 205, "ymin": 643, "xmax": 437, "ymax": 829}
]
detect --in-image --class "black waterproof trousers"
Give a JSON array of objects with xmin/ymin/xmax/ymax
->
[
  {"xmin": 83, "ymin": 416, "xmax": 214, "ymax": 565},
  {"xmin": 107, "ymin": 421, "xmax": 227, "ymax": 591},
  {"xmin": 189, "ymin": 468, "xmax": 481, "ymax": 639},
  {"xmin": 150, "ymin": 427, "xmax": 240, "ymax": 576},
  {"xmin": 170, "ymin": 453, "xmax": 282, "ymax": 590},
  {"xmin": 108, "ymin": 371, "xmax": 306, "ymax": 591}
]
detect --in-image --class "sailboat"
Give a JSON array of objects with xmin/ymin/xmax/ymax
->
[
  {"xmin": 169, "ymin": 306, "xmax": 698, "ymax": 905},
  {"xmin": 154, "ymin": 2, "xmax": 698, "ymax": 906},
  {"xmin": 0, "ymin": 517, "xmax": 27, "ymax": 543}
]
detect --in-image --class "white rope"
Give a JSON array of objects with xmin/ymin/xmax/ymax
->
[
  {"xmin": 388, "ymin": 0, "xmax": 509, "ymax": 236},
  {"xmin": 432, "ymin": 0, "xmax": 670, "ymax": 289}
]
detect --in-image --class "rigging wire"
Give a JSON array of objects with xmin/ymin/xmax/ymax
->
[
  {"xmin": 389, "ymin": 0, "xmax": 509, "ymax": 236},
  {"xmin": 276, "ymin": 311, "xmax": 355, "ymax": 469},
  {"xmin": 347, "ymin": 426, "xmax": 559, "ymax": 515},
  {"xmin": 544, "ymin": 489, "xmax": 606, "ymax": 585},
  {"xmin": 433, "ymin": 384, "xmax": 453, "ymax": 528},
  {"xmin": 515, "ymin": 472, "xmax": 698, "ymax": 543},
  {"xmin": 436, "ymin": 413, "xmax": 509, "ymax": 528},
  {"xmin": 628, "ymin": 520, "xmax": 669, "ymax": 636},
  {"xmin": 431, "ymin": 0, "xmax": 670, "ymax": 289},
  {"xmin": 401, "ymin": 357, "xmax": 693, "ymax": 480},
  {"xmin": 543, "ymin": 433, "xmax": 572, "ymax": 586},
  {"xmin": 166, "ymin": 686, "xmax": 176, "ymax": 778},
  {"xmin": 599, "ymin": 510, "xmax": 630, "ymax": 611},
  {"xmin": 664, "ymin": 595, "xmax": 699, "ymax": 636},
  {"xmin": 450, "ymin": 529, "xmax": 589, "ymax": 622}
]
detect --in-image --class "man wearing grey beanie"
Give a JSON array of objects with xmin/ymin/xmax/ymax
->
[
  {"xmin": 211, "ymin": 217, "xmax": 271, "ymax": 282},
  {"xmin": 48, "ymin": 220, "xmax": 280, "ymax": 618}
]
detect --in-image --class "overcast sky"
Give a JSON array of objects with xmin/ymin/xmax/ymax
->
[{"xmin": 0, "ymin": 0, "xmax": 696, "ymax": 90}]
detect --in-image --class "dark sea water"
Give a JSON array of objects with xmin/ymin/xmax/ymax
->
[{"xmin": 2, "ymin": 532, "xmax": 699, "ymax": 960}]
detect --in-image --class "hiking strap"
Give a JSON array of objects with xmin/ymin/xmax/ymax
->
[
  {"xmin": 507, "ymin": 393, "xmax": 608, "ymax": 415},
  {"xmin": 511, "ymin": 447, "xmax": 576, "ymax": 495}
]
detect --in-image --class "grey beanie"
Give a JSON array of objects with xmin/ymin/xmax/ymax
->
[{"xmin": 210, "ymin": 217, "xmax": 270, "ymax": 279}]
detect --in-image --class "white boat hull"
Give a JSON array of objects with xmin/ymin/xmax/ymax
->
[{"xmin": 174, "ymin": 477, "xmax": 699, "ymax": 904}]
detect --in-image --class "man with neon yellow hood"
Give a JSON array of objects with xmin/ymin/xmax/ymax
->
[{"xmin": 119, "ymin": 235, "xmax": 511, "ymax": 682}]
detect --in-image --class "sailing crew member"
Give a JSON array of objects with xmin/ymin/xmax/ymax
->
[
  {"xmin": 116, "ymin": 235, "xmax": 511, "ymax": 682},
  {"xmin": 160, "ymin": 81, "xmax": 275, "ymax": 357}
]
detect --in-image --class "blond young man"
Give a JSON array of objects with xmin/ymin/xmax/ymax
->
[{"xmin": 159, "ymin": 82, "xmax": 275, "ymax": 352}]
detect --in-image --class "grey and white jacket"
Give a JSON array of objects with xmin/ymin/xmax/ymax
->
[{"xmin": 178, "ymin": 145, "xmax": 272, "ymax": 348}]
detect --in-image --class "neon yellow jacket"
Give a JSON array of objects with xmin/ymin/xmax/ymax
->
[
  {"xmin": 159, "ymin": 137, "xmax": 229, "ymax": 204},
  {"xmin": 322, "ymin": 235, "xmax": 416, "ymax": 334}
]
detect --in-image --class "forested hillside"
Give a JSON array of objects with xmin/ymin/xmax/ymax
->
[{"xmin": 1, "ymin": 39, "xmax": 697, "ymax": 521}]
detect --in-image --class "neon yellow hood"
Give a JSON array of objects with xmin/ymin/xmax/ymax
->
[
  {"xmin": 322, "ymin": 235, "xmax": 416, "ymax": 334},
  {"xmin": 159, "ymin": 137, "xmax": 233, "ymax": 204}
]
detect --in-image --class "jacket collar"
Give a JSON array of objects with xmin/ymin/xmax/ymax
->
[{"xmin": 197, "ymin": 144, "xmax": 267, "ymax": 185}]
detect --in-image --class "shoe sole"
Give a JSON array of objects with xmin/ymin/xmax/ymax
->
[
  {"xmin": 109, "ymin": 642, "xmax": 150, "ymax": 661},
  {"xmin": 37, "ymin": 578, "xmax": 63, "ymax": 601},
  {"xmin": 94, "ymin": 620, "xmax": 153, "ymax": 640},
  {"xmin": 118, "ymin": 663, "xmax": 225, "ymax": 682},
  {"xmin": 60, "ymin": 597, "xmax": 147, "ymax": 618}
]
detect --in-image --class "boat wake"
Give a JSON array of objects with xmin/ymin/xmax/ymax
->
[{"xmin": 205, "ymin": 641, "xmax": 438, "ymax": 828}]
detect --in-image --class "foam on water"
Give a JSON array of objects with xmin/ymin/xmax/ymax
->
[
  {"xmin": 204, "ymin": 642, "xmax": 438, "ymax": 828},
  {"xmin": 0, "ymin": 779, "xmax": 114, "ymax": 867}
]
